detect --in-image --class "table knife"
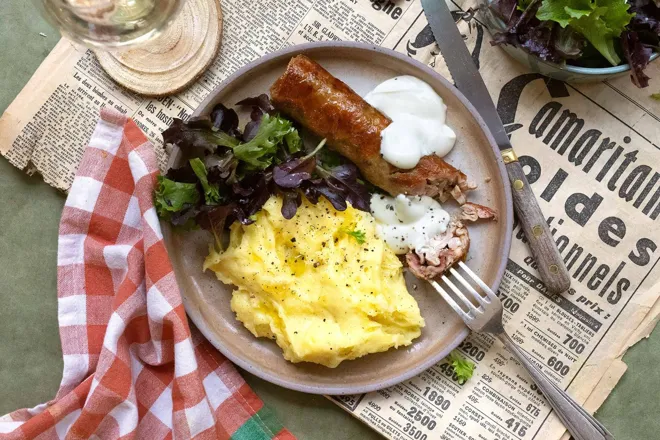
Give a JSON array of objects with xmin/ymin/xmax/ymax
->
[{"xmin": 421, "ymin": 0, "xmax": 571, "ymax": 294}]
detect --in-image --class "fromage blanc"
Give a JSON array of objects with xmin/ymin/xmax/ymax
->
[
  {"xmin": 364, "ymin": 75, "xmax": 457, "ymax": 169},
  {"xmin": 370, "ymin": 193, "xmax": 451, "ymax": 254}
]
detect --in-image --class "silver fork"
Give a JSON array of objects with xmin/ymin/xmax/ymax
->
[{"xmin": 432, "ymin": 262, "xmax": 615, "ymax": 440}]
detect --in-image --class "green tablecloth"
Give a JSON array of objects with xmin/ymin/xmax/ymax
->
[{"xmin": 0, "ymin": 2, "xmax": 658, "ymax": 438}]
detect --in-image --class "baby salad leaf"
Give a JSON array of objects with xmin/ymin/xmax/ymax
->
[
  {"xmin": 236, "ymin": 94, "xmax": 275, "ymax": 113},
  {"xmin": 190, "ymin": 158, "xmax": 221, "ymax": 204},
  {"xmin": 209, "ymin": 103, "xmax": 240, "ymax": 135},
  {"xmin": 273, "ymin": 157, "xmax": 316, "ymax": 188},
  {"xmin": 537, "ymin": 0, "xmax": 634, "ymax": 66},
  {"xmin": 232, "ymin": 114, "xmax": 300, "ymax": 169},
  {"xmin": 236, "ymin": 95, "xmax": 302, "ymax": 154},
  {"xmin": 280, "ymin": 189, "xmax": 303, "ymax": 219},
  {"xmin": 553, "ymin": 26, "xmax": 587, "ymax": 59},
  {"xmin": 652, "ymin": 93, "xmax": 660, "ymax": 100},
  {"xmin": 242, "ymin": 106, "xmax": 266, "ymax": 143},
  {"xmin": 285, "ymin": 130, "xmax": 303, "ymax": 154},
  {"xmin": 325, "ymin": 163, "xmax": 372, "ymax": 212},
  {"xmin": 163, "ymin": 118, "xmax": 240, "ymax": 159},
  {"xmin": 629, "ymin": 0, "xmax": 660, "ymax": 34},
  {"xmin": 622, "ymin": 30, "xmax": 654, "ymax": 87},
  {"xmin": 154, "ymin": 176, "xmax": 201, "ymax": 220},
  {"xmin": 448, "ymin": 351, "xmax": 475, "ymax": 384}
]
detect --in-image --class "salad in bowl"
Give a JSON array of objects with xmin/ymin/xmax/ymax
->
[{"xmin": 483, "ymin": 0, "xmax": 660, "ymax": 87}]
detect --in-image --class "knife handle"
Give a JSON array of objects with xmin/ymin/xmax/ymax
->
[{"xmin": 506, "ymin": 161, "xmax": 571, "ymax": 294}]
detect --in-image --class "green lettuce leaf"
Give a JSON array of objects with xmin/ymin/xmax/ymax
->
[
  {"xmin": 232, "ymin": 114, "xmax": 300, "ymax": 169},
  {"xmin": 190, "ymin": 158, "xmax": 221, "ymax": 204},
  {"xmin": 285, "ymin": 130, "xmax": 303, "ymax": 154},
  {"xmin": 536, "ymin": 0, "xmax": 633, "ymax": 66},
  {"xmin": 154, "ymin": 176, "xmax": 201, "ymax": 220},
  {"xmin": 449, "ymin": 351, "xmax": 475, "ymax": 384}
]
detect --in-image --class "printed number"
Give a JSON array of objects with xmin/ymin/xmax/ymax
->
[
  {"xmin": 563, "ymin": 334, "xmax": 586, "ymax": 354},
  {"xmin": 547, "ymin": 356, "xmax": 570, "ymax": 376},
  {"xmin": 526, "ymin": 312, "xmax": 540, "ymax": 323},
  {"xmin": 458, "ymin": 341, "xmax": 486, "ymax": 361},
  {"xmin": 368, "ymin": 402, "xmax": 381, "ymax": 411},
  {"xmin": 438, "ymin": 363, "xmax": 464, "ymax": 385},
  {"xmin": 505, "ymin": 418, "xmax": 528, "ymax": 437},
  {"xmin": 421, "ymin": 388, "xmax": 451, "ymax": 412},
  {"xmin": 452, "ymin": 416, "xmax": 467, "ymax": 427},
  {"xmin": 498, "ymin": 292, "xmax": 521, "ymax": 314},
  {"xmin": 405, "ymin": 407, "xmax": 436, "ymax": 433},
  {"xmin": 526, "ymin": 403, "xmax": 541, "ymax": 417},
  {"xmin": 403, "ymin": 423, "xmax": 428, "ymax": 439}
]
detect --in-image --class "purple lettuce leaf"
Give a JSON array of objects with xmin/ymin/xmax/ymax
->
[
  {"xmin": 162, "ymin": 118, "xmax": 217, "ymax": 156},
  {"xmin": 312, "ymin": 184, "xmax": 348, "ymax": 211},
  {"xmin": 629, "ymin": 0, "xmax": 660, "ymax": 34},
  {"xmin": 242, "ymin": 107, "xmax": 264, "ymax": 143},
  {"xmin": 280, "ymin": 189, "xmax": 302, "ymax": 219},
  {"xmin": 489, "ymin": 0, "xmax": 587, "ymax": 63},
  {"xmin": 622, "ymin": 30, "xmax": 654, "ymax": 87},
  {"xmin": 236, "ymin": 94, "xmax": 275, "ymax": 113},
  {"xmin": 323, "ymin": 163, "xmax": 371, "ymax": 212},
  {"xmin": 273, "ymin": 157, "xmax": 316, "ymax": 188},
  {"xmin": 209, "ymin": 103, "xmax": 240, "ymax": 136}
]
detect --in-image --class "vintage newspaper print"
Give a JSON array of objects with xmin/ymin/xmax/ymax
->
[{"xmin": 1, "ymin": 1, "xmax": 659, "ymax": 439}]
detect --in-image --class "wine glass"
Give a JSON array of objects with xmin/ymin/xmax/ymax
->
[{"xmin": 34, "ymin": 0, "xmax": 186, "ymax": 48}]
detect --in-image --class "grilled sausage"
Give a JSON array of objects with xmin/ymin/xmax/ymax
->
[{"xmin": 270, "ymin": 55, "xmax": 473, "ymax": 203}]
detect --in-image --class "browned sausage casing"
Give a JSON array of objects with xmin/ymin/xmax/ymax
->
[{"xmin": 270, "ymin": 55, "xmax": 472, "ymax": 203}]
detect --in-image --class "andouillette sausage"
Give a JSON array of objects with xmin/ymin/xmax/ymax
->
[{"xmin": 270, "ymin": 55, "xmax": 472, "ymax": 203}]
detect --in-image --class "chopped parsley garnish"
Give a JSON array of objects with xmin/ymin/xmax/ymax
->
[{"xmin": 342, "ymin": 228, "xmax": 366, "ymax": 245}]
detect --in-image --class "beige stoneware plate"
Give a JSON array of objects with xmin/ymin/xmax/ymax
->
[{"xmin": 163, "ymin": 42, "xmax": 513, "ymax": 395}]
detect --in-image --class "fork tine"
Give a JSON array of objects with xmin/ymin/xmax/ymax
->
[
  {"xmin": 458, "ymin": 261, "xmax": 498, "ymax": 300},
  {"xmin": 442, "ymin": 275, "xmax": 481, "ymax": 314},
  {"xmin": 430, "ymin": 280, "xmax": 471, "ymax": 321},
  {"xmin": 450, "ymin": 267, "xmax": 489, "ymax": 306}
]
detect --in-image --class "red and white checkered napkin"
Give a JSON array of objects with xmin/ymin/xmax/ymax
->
[{"xmin": 0, "ymin": 109, "xmax": 295, "ymax": 440}]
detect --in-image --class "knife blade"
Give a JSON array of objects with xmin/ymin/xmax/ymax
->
[{"xmin": 422, "ymin": 0, "xmax": 571, "ymax": 294}]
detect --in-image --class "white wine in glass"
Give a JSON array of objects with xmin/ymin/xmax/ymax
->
[{"xmin": 35, "ymin": 0, "xmax": 185, "ymax": 48}]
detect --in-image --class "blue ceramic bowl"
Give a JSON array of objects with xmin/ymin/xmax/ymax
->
[{"xmin": 478, "ymin": 0, "xmax": 659, "ymax": 83}]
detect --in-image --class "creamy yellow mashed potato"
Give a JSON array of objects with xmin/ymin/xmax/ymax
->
[{"xmin": 203, "ymin": 196, "xmax": 424, "ymax": 368}]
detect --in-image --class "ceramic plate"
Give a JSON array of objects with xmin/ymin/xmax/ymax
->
[{"xmin": 163, "ymin": 42, "xmax": 513, "ymax": 395}]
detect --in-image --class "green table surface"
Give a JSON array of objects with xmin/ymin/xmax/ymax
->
[{"xmin": 1, "ymin": 2, "xmax": 659, "ymax": 439}]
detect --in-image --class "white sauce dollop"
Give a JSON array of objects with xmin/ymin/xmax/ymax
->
[
  {"xmin": 371, "ymin": 193, "xmax": 451, "ymax": 254},
  {"xmin": 364, "ymin": 76, "xmax": 457, "ymax": 170}
]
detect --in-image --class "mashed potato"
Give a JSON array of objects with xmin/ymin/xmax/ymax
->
[{"xmin": 203, "ymin": 196, "xmax": 424, "ymax": 367}]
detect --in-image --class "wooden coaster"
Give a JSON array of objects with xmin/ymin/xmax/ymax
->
[{"xmin": 95, "ymin": 0, "xmax": 223, "ymax": 97}]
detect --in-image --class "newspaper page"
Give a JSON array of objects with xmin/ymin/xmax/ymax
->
[{"xmin": 1, "ymin": 1, "xmax": 659, "ymax": 439}]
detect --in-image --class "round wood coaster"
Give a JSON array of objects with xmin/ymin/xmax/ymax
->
[{"xmin": 95, "ymin": 0, "xmax": 223, "ymax": 97}]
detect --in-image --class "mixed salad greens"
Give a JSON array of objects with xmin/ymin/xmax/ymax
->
[
  {"xmin": 489, "ymin": 0, "xmax": 660, "ymax": 87},
  {"xmin": 154, "ymin": 95, "xmax": 371, "ymax": 244}
]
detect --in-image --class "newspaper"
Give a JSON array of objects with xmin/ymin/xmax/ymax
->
[{"xmin": 1, "ymin": 0, "xmax": 659, "ymax": 439}]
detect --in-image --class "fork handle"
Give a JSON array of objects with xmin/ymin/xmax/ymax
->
[{"xmin": 497, "ymin": 332, "xmax": 615, "ymax": 440}]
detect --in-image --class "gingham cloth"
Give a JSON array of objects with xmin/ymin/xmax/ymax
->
[{"xmin": 0, "ymin": 109, "xmax": 295, "ymax": 440}]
